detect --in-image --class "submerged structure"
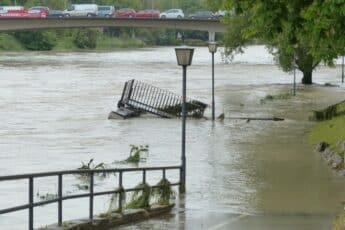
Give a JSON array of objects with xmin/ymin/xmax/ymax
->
[{"xmin": 109, "ymin": 79, "xmax": 207, "ymax": 119}]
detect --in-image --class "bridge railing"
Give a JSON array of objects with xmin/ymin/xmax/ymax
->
[{"xmin": 0, "ymin": 166, "xmax": 181, "ymax": 230}]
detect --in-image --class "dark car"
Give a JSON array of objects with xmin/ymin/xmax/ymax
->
[
  {"xmin": 189, "ymin": 11, "xmax": 215, "ymax": 19},
  {"xmin": 98, "ymin": 5, "xmax": 115, "ymax": 17},
  {"xmin": 47, "ymin": 10, "xmax": 64, "ymax": 18},
  {"xmin": 115, "ymin": 8, "xmax": 136, "ymax": 18}
]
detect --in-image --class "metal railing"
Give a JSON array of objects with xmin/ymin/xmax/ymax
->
[
  {"xmin": 118, "ymin": 79, "xmax": 207, "ymax": 118},
  {"xmin": 0, "ymin": 166, "xmax": 181, "ymax": 230}
]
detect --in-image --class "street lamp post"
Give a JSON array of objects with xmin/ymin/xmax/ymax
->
[
  {"xmin": 341, "ymin": 56, "xmax": 344, "ymax": 83},
  {"xmin": 175, "ymin": 47, "xmax": 194, "ymax": 193},
  {"xmin": 293, "ymin": 53, "xmax": 296, "ymax": 96},
  {"xmin": 208, "ymin": 42, "xmax": 218, "ymax": 120}
]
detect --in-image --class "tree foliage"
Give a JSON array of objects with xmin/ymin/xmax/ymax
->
[
  {"xmin": 14, "ymin": 30, "xmax": 56, "ymax": 50},
  {"xmin": 74, "ymin": 28, "xmax": 98, "ymax": 49},
  {"xmin": 221, "ymin": 0, "xmax": 345, "ymax": 84}
]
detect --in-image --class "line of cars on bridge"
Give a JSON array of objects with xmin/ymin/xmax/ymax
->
[{"xmin": 0, "ymin": 4, "xmax": 226, "ymax": 19}]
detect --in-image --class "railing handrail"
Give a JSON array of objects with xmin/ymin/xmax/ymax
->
[
  {"xmin": 0, "ymin": 165, "xmax": 181, "ymax": 230},
  {"xmin": 0, "ymin": 165, "xmax": 181, "ymax": 181}
]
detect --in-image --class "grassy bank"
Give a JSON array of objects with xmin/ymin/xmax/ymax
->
[
  {"xmin": 309, "ymin": 103, "xmax": 345, "ymax": 230},
  {"xmin": 52, "ymin": 34, "xmax": 145, "ymax": 51},
  {"xmin": 309, "ymin": 115, "xmax": 345, "ymax": 152},
  {"xmin": 0, "ymin": 30, "xmax": 209, "ymax": 52},
  {"xmin": 333, "ymin": 212, "xmax": 345, "ymax": 230},
  {"xmin": 0, "ymin": 32, "xmax": 146, "ymax": 52}
]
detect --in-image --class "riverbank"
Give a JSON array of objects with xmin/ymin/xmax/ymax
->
[
  {"xmin": 0, "ymin": 32, "xmax": 145, "ymax": 52},
  {"xmin": 0, "ymin": 29, "xmax": 210, "ymax": 52},
  {"xmin": 309, "ymin": 101, "xmax": 345, "ymax": 230},
  {"xmin": 310, "ymin": 101, "xmax": 345, "ymax": 171}
]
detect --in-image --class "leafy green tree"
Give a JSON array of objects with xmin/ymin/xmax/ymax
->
[
  {"xmin": 14, "ymin": 30, "xmax": 56, "ymax": 50},
  {"xmin": 302, "ymin": 1, "xmax": 345, "ymax": 63},
  {"xmin": 222, "ymin": 0, "xmax": 345, "ymax": 84}
]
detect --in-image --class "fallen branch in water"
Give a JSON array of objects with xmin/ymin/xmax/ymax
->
[{"xmin": 225, "ymin": 117, "xmax": 284, "ymax": 121}]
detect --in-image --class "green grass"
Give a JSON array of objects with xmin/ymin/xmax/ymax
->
[
  {"xmin": 53, "ymin": 36, "xmax": 76, "ymax": 51},
  {"xmin": 309, "ymin": 115, "xmax": 345, "ymax": 152},
  {"xmin": 333, "ymin": 212, "xmax": 345, "ymax": 230},
  {"xmin": 52, "ymin": 35, "xmax": 145, "ymax": 51},
  {"xmin": 0, "ymin": 33, "xmax": 24, "ymax": 51},
  {"xmin": 96, "ymin": 35, "xmax": 145, "ymax": 49}
]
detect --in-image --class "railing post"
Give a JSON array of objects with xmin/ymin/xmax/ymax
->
[
  {"xmin": 89, "ymin": 172, "xmax": 94, "ymax": 221},
  {"xmin": 29, "ymin": 177, "xmax": 34, "ymax": 230},
  {"xmin": 162, "ymin": 169, "xmax": 166, "ymax": 180},
  {"xmin": 58, "ymin": 174, "xmax": 63, "ymax": 226},
  {"xmin": 142, "ymin": 169, "xmax": 146, "ymax": 184},
  {"xmin": 118, "ymin": 171, "xmax": 123, "ymax": 212}
]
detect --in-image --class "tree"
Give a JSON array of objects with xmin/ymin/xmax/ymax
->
[
  {"xmin": 302, "ymin": 1, "xmax": 345, "ymax": 63},
  {"xmin": 14, "ymin": 30, "xmax": 56, "ymax": 50},
  {"xmin": 221, "ymin": 0, "xmax": 345, "ymax": 84}
]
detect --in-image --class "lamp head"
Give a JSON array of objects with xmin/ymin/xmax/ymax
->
[
  {"xmin": 208, "ymin": 42, "xmax": 218, "ymax": 53},
  {"xmin": 175, "ymin": 47, "xmax": 194, "ymax": 66}
]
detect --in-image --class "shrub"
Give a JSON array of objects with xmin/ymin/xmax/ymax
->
[
  {"xmin": 14, "ymin": 30, "xmax": 56, "ymax": 51},
  {"xmin": 74, "ymin": 29, "xmax": 98, "ymax": 49}
]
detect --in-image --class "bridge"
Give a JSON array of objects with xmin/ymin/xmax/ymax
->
[{"xmin": 0, "ymin": 18, "xmax": 227, "ymax": 34}]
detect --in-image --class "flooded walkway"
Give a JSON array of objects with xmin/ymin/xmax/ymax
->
[{"xmin": 0, "ymin": 46, "xmax": 344, "ymax": 229}]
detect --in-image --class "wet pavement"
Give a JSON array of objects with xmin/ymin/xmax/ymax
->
[{"xmin": 0, "ymin": 46, "xmax": 345, "ymax": 229}]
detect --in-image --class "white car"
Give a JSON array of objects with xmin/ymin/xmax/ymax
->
[
  {"xmin": 63, "ymin": 4, "xmax": 98, "ymax": 17},
  {"xmin": 160, "ymin": 9, "xmax": 184, "ymax": 19}
]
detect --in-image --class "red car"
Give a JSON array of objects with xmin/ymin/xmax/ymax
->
[
  {"xmin": 0, "ymin": 9, "xmax": 45, "ymax": 18},
  {"xmin": 135, "ymin": 9, "xmax": 160, "ymax": 18},
  {"xmin": 28, "ymin": 6, "xmax": 49, "ymax": 16},
  {"xmin": 115, "ymin": 8, "xmax": 136, "ymax": 18}
]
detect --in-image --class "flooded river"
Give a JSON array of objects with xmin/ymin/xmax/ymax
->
[{"xmin": 0, "ymin": 46, "xmax": 345, "ymax": 229}]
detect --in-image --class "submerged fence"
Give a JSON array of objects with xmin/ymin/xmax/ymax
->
[
  {"xmin": 0, "ymin": 166, "xmax": 181, "ymax": 230},
  {"xmin": 117, "ymin": 79, "xmax": 207, "ymax": 118}
]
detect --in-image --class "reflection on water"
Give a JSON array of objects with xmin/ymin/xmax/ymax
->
[{"xmin": 0, "ymin": 46, "xmax": 344, "ymax": 229}]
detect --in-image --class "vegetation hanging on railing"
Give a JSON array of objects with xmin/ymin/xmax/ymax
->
[
  {"xmin": 126, "ymin": 183, "xmax": 152, "ymax": 209},
  {"xmin": 101, "ymin": 178, "xmax": 175, "ymax": 216},
  {"xmin": 152, "ymin": 179, "xmax": 174, "ymax": 206},
  {"xmin": 99, "ymin": 186, "xmax": 127, "ymax": 218}
]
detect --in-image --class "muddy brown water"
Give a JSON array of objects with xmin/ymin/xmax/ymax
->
[{"xmin": 0, "ymin": 46, "xmax": 344, "ymax": 229}]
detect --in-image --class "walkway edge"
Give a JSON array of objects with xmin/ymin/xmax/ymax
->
[{"xmin": 37, "ymin": 204, "xmax": 175, "ymax": 230}]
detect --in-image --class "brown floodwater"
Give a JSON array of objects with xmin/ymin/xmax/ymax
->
[{"xmin": 0, "ymin": 46, "xmax": 344, "ymax": 229}]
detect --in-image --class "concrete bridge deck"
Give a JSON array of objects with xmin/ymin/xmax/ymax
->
[{"xmin": 0, "ymin": 18, "xmax": 227, "ymax": 33}]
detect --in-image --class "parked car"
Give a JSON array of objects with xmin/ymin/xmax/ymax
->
[
  {"xmin": 28, "ymin": 6, "xmax": 49, "ymax": 15},
  {"xmin": 0, "ymin": 9, "xmax": 45, "ymax": 18},
  {"xmin": 160, "ymin": 9, "xmax": 184, "ymax": 19},
  {"xmin": 135, "ymin": 9, "xmax": 160, "ymax": 18},
  {"xmin": 189, "ymin": 11, "xmax": 215, "ymax": 19},
  {"xmin": 0, "ymin": 6, "xmax": 24, "ymax": 13},
  {"xmin": 97, "ymin": 5, "xmax": 115, "ymax": 17},
  {"xmin": 115, "ymin": 8, "xmax": 136, "ymax": 18},
  {"xmin": 47, "ymin": 10, "xmax": 64, "ymax": 18},
  {"xmin": 63, "ymin": 4, "xmax": 98, "ymax": 17}
]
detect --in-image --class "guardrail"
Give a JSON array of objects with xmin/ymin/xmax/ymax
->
[{"xmin": 0, "ymin": 166, "xmax": 181, "ymax": 230}]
